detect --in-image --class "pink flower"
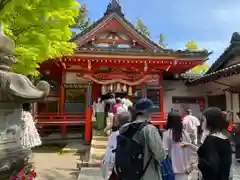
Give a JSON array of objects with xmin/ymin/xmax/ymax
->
[
  {"xmin": 20, "ymin": 170, "xmax": 25, "ymax": 174},
  {"xmin": 10, "ymin": 177, "xmax": 17, "ymax": 180},
  {"xmin": 31, "ymin": 170, "xmax": 37, "ymax": 177}
]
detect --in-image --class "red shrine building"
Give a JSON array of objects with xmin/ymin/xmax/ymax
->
[{"xmin": 36, "ymin": 0, "xmax": 209, "ymax": 142}]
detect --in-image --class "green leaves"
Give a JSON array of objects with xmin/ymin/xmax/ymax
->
[
  {"xmin": 135, "ymin": 18, "xmax": 150, "ymax": 37},
  {"xmin": 190, "ymin": 63, "xmax": 209, "ymax": 73},
  {"xmin": 185, "ymin": 40, "xmax": 199, "ymax": 50},
  {"xmin": 1, "ymin": 0, "xmax": 81, "ymax": 76},
  {"xmin": 71, "ymin": 4, "xmax": 92, "ymax": 31}
]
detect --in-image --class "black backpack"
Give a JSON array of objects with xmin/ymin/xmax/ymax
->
[{"xmin": 114, "ymin": 121, "xmax": 152, "ymax": 180}]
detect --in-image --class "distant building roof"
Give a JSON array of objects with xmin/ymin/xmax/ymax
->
[{"xmin": 187, "ymin": 32, "xmax": 240, "ymax": 86}]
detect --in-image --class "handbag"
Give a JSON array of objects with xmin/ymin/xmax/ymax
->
[{"xmin": 160, "ymin": 155, "xmax": 175, "ymax": 180}]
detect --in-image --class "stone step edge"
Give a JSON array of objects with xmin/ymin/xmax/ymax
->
[
  {"xmin": 59, "ymin": 148, "xmax": 86, "ymax": 155},
  {"xmin": 77, "ymin": 160, "xmax": 101, "ymax": 168}
]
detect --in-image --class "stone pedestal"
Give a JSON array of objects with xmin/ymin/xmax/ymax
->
[
  {"xmin": 0, "ymin": 24, "xmax": 50, "ymax": 179},
  {"xmin": 0, "ymin": 104, "xmax": 31, "ymax": 179}
]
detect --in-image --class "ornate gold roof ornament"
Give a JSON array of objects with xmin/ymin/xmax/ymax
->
[
  {"xmin": 123, "ymin": 84, "xmax": 127, "ymax": 92},
  {"xmin": 109, "ymin": 83, "xmax": 113, "ymax": 92},
  {"xmin": 116, "ymin": 83, "xmax": 121, "ymax": 92},
  {"xmin": 128, "ymin": 86, "xmax": 132, "ymax": 96}
]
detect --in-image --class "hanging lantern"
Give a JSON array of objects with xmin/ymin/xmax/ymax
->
[
  {"xmin": 128, "ymin": 86, "xmax": 132, "ymax": 96},
  {"xmin": 116, "ymin": 83, "xmax": 121, "ymax": 92},
  {"xmin": 123, "ymin": 84, "xmax": 127, "ymax": 92},
  {"xmin": 109, "ymin": 84, "xmax": 113, "ymax": 92},
  {"xmin": 101, "ymin": 85, "xmax": 106, "ymax": 95}
]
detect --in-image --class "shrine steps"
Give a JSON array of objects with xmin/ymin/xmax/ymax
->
[
  {"xmin": 88, "ymin": 134, "xmax": 108, "ymax": 167},
  {"xmin": 78, "ymin": 133, "xmax": 108, "ymax": 168}
]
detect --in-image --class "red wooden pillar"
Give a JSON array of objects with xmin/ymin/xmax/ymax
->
[
  {"xmin": 85, "ymin": 82, "xmax": 92, "ymax": 143},
  {"xmin": 159, "ymin": 73, "xmax": 164, "ymax": 128},
  {"xmin": 60, "ymin": 70, "xmax": 66, "ymax": 137}
]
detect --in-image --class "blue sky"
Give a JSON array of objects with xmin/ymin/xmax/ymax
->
[{"xmin": 76, "ymin": 0, "xmax": 240, "ymax": 65}]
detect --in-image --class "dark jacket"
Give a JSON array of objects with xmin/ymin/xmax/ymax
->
[{"xmin": 198, "ymin": 134, "xmax": 232, "ymax": 180}]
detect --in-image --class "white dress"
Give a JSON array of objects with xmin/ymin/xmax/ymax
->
[
  {"xmin": 101, "ymin": 130, "xmax": 119, "ymax": 179},
  {"xmin": 20, "ymin": 111, "xmax": 42, "ymax": 149},
  {"xmin": 163, "ymin": 130, "xmax": 198, "ymax": 180}
]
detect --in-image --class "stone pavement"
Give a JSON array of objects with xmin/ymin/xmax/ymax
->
[
  {"xmin": 33, "ymin": 152, "xmax": 79, "ymax": 180},
  {"xmin": 232, "ymin": 158, "xmax": 240, "ymax": 179},
  {"xmin": 77, "ymin": 164, "xmax": 240, "ymax": 180},
  {"xmin": 77, "ymin": 167, "xmax": 103, "ymax": 180}
]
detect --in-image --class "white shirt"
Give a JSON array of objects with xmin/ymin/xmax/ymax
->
[
  {"xmin": 95, "ymin": 101, "xmax": 105, "ymax": 112},
  {"xmin": 183, "ymin": 115, "xmax": 200, "ymax": 144},
  {"xmin": 122, "ymin": 98, "xmax": 133, "ymax": 108},
  {"xmin": 182, "ymin": 115, "xmax": 200, "ymax": 133}
]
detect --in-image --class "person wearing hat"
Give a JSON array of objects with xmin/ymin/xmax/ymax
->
[
  {"xmin": 182, "ymin": 109, "xmax": 200, "ymax": 145},
  {"xmin": 119, "ymin": 98, "xmax": 166, "ymax": 180}
]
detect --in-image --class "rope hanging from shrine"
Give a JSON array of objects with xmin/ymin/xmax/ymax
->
[{"xmin": 78, "ymin": 74, "xmax": 156, "ymax": 85}]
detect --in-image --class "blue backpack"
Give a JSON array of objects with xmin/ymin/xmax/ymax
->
[
  {"xmin": 114, "ymin": 121, "xmax": 152, "ymax": 180},
  {"xmin": 160, "ymin": 156, "xmax": 175, "ymax": 180}
]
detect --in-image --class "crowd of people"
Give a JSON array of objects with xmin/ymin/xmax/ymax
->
[{"xmin": 101, "ymin": 98, "xmax": 233, "ymax": 180}]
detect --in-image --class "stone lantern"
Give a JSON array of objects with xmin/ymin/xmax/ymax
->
[{"xmin": 0, "ymin": 25, "xmax": 50, "ymax": 179}]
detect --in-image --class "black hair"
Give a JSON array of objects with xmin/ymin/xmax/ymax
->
[
  {"xmin": 167, "ymin": 111, "xmax": 183, "ymax": 142},
  {"xmin": 128, "ymin": 106, "xmax": 136, "ymax": 122},
  {"xmin": 166, "ymin": 112, "xmax": 174, "ymax": 130},
  {"xmin": 186, "ymin": 109, "xmax": 191, "ymax": 115},
  {"xmin": 202, "ymin": 107, "xmax": 225, "ymax": 133},
  {"xmin": 116, "ymin": 98, "xmax": 122, "ymax": 104},
  {"xmin": 22, "ymin": 103, "xmax": 31, "ymax": 112}
]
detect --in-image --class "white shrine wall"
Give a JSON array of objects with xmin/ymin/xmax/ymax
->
[{"xmin": 162, "ymin": 80, "xmax": 205, "ymax": 114}]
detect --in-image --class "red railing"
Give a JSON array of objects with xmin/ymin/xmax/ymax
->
[
  {"xmin": 151, "ymin": 112, "xmax": 167, "ymax": 127},
  {"xmin": 35, "ymin": 112, "xmax": 167, "ymax": 129},
  {"xmin": 35, "ymin": 112, "xmax": 85, "ymax": 127}
]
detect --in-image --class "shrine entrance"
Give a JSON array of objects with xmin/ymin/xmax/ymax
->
[{"xmin": 36, "ymin": 0, "xmax": 208, "ymax": 143}]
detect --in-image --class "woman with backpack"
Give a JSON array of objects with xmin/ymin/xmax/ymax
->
[
  {"xmin": 182, "ymin": 107, "xmax": 232, "ymax": 180},
  {"xmin": 163, "ymin": 111, "xmax": 196, "ymax": 180}
]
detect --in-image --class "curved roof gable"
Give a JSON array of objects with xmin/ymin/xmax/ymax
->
[{"xmin": 70, "ymin": 0, "xmax": 163, "ymax": 52}]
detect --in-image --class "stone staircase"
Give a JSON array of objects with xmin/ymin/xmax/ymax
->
[{"xmin": 88, "ymin": 134, "xmax": 108, "ymax": 167}]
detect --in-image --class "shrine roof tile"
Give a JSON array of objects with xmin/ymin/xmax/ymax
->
[
  {"xmin": 187, "ymin": 63, "xmax": 240, "ymax": 86},
  {"xmin": 206, "ymin": 32, "xmax": 240, "ymax": 74},
  {"xmin": 181, "ymin": 72, "xmax": 204, "ymax": 79},
  {"xmin": 70, "ymin": 1, "xmax": 209, "ymax": 57},
  {"xmin": 75, "ymin": 46, "xmax": 209, "ymax": 57},
  {"xmin": 70, "ymin": 12, "xmax": 162, "ymax": 51}
]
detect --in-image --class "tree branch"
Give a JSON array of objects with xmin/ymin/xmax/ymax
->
[{"xmin": 0, "ymin": 0, "xmax": 13, "ymax": 13}]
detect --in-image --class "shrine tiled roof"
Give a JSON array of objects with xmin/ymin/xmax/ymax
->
[
  {"xmin": 70, "ymin": 0, "xmax": 208, "ymax": 57},
  {"xmin": 181, "ymin": 72, "xmax": 205, "ymax": 79},
  {"xmin": 187, "ymin": 63, "xmax": 240, "ymax": 86},
  {"xmin": 70, "ymin": 0, "xmax": 161, "ymax": 51},
  {"xmin": 187, "ymin": 32, "xmax": 240, "ymax": 85},
  {"xmin": 76, "ymin": 46, "xmax": 209, "ymax": 57},
  {"xmin": 206, "ymin": 32, "xmax": 240, "ymax": 74}
]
